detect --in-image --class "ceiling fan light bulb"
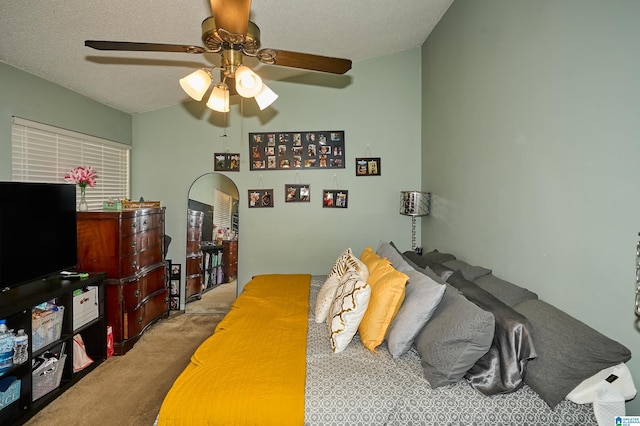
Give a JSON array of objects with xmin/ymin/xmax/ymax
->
[
  {"xmin": 235, "ymin": 66, "xmax": 263, "ymax": 98},
  {"xmin": 254, "ymin": 84, "xmax": 278, "ymax": 110},
  {"xmin": 206, "ymin": 83, "xmax": 230, "ymax": 113},
  {"xmin": 179, "ymin": 69, "xmax": 212, "ymax": 101}
]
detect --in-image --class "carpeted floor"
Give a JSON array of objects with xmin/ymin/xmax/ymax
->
[
  {"xmin": 25, "ymin": 284, "xmax": 236, "ymax": 426},
  {"xmin": 185, "ymin": 280, "xmax": 237, "ymax": 314}
]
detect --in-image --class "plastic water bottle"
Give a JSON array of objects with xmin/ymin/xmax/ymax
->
[
  {"xmin": 0, "ymin": 319, "xmax": 14, "ymax": 374},
  {"xmin": 13, "ymin": 329, "xmax": 28, "ymax": 365}
]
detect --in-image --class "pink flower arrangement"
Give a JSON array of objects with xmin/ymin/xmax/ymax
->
[{"xmin": 64, "ymin": 166, "xmax": 98, "ymax": 189}]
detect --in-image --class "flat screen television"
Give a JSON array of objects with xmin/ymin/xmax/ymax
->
[{"xmin": 0, "ymin": 182, "xmax": 78, "ymax": 291}]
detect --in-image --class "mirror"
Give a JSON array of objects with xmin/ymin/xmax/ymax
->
[{"xmin": 185, "ymin": 173, "xmax": 239, "ymax": 313}]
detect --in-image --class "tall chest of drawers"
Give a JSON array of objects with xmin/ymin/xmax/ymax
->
[
  {"xmin": 185, "ymin": 209, "xmax": 204, "ymax": 301},
  {"xmin": 76, "ymin": 208, "xmax": 169, "ymax": 355},
  {"xmin": 222, "ymin": 240, "xmax": 238, "ymax": 282}
]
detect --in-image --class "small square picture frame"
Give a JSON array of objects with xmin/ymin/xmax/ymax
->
[
  {"xmin": 355, "ymin": 157, "xmax": 381, "ymax": 176},
  {"xmin": 285, "ymin": 184, "xmax": 311, "ymax": 203},
  {"xmin": 323, "ymin": 190, "xmax": 348, "ymax": 208},
  {"xmin": 248, "ymin": 189, "xmax": 274, "ymax": 208},
  {"xmin": 214, "ymin": 153, "xmax": 240, "ymax": 171},
  {"xmin": 170, "ymin": 264, "xmax": 181, "ymax": 279}
]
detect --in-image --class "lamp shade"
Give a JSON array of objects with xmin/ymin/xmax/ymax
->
[
  {"xmin": 399, "ymin": 191, "xmax": 431, "ymax": 216},
  {"xmin": 235, "ymin": 65, "xmax": 263, "ymax": 98},
  {"xmin": 179, "ymin": 69, "xmax": 212, "ymax": 101},
  {"xmin": 254, "ymin": 83, "xmax": 278, "ymax": 110},
  {"xmin": 206, "ymin": 83, "xmax": 230, "ymax": 112}
]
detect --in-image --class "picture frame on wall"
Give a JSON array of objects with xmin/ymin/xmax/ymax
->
[
  {"xmin": 171, "ymin": 263, "xmax": 181, "ymax": 279},
  {"xmin": 249, "ymin": 131, "xmax": 345, "ymax": 171},
  {"xmin": 169, "ymin": 263, "xmax": 181, "ymax": 311},
  {"xmin": 355, "ymin": 157, "xmax": 381, "ymax": 176},
  {"xmin": 248, "ymin": 189, "xmax": 274, "ymax": 208},
  {"xmin": 214, "ymin": 153, "xmax": 240, "ymax": 171},
  {"xmin": 323, "ymin": 190, "xmax": 348, "ymax": 208},
  {"xmin": 285, "ymin": 184, "xmax": 311, "ymax": 203}
]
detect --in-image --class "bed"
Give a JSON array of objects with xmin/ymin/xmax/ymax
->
[{"xmin": 156, "ymin": 243, "xmax": 634, "ymax": 425}]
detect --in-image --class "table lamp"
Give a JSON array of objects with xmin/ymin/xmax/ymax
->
[{"xmin": 399, "ymin": 191, "xmax": 431, "ymax": 251}]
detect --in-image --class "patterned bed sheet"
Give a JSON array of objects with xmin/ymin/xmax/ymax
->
[{"xmin": 304, "ymin": 275, "xmax": 597, "ymax": 425}]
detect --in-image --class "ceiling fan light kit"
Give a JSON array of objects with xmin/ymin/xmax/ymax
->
[
  {"xmin": 234, "ymin": 65, "xmax": 263, "ymax": 98},
  {"xmin": 206, "ymin": 82, "xmax": 230, "ymax": 113},
  {"xmin": 254, "ymin": 84, "xmax": 278, "ymax": 110},
  {"xmin": 179, "ymin": 69, "xmax": 213, "ymax": 102},
  {"xmin": 85, "ymin": 0, "xmax": 352, "ymax": 113}
]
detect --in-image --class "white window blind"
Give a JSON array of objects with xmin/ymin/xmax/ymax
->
[
  {"xmin": 11, "ymin": 117, "xmax": 130, "ymax": 211},
  {"xmin": 213, "ymin": 189, "xmax": 233, "ymax": 232}
]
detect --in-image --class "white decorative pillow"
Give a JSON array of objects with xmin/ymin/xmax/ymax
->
[
  {"xmin": 315, "ymin": 248, "xmax": 369, "ymax": 323},
  {"xmin": 328, "ymin": 271, "xmax": 371, "ymax": 353}
]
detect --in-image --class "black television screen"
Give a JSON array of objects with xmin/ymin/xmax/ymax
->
[{"xmin": 0, "ymin": 182, "xmax": 78, "ymax": 290}]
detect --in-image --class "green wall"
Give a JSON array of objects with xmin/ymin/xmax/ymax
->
[
  {"xmin": 0, "ymin": 63, "xmax": 132, "ymax": 181},
  {"xmin": 422, "ymin": 0, "xmax": 640, "ymax": 413},
  {"xmin": 132, "ymin": 48, "xmax": 423, "ymax": 293}
]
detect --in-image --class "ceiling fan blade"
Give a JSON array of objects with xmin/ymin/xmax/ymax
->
[
  {"xmin": 210, "ymin": 0, "xmax": 251, "ymax": 36},
  {"xmin": 257, "ymin": 49, "xmax": 352, "ymax": 75},
  {"xmin": 85, "ymin": 40, "xmax": 206, "ymax": 54}
]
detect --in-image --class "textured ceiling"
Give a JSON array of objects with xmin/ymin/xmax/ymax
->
[{"xmin": 0, "ymin": 0, "xmax": 453, "ymax": 114}]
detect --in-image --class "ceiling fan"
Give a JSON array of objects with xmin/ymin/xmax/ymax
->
[{"xmin": 85, "ymin": 0, "xmax": 352, "ymax": 112}]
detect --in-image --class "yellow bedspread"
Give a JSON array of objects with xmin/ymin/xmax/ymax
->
[{"xmin": 157, "ymin": 274, "xmax": 311, "ymax": 426}]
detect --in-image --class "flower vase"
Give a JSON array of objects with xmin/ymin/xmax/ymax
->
[{"xmin": 78, "ymin": 186, "xmax": 89, "ymax": 211}]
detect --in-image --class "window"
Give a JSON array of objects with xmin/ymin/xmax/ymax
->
[
  {"xmin": 11, "ymin": 117, "xmax": 130, "ymax": 211},
  {"xmin": 213, "ymin": 189, "xmax": 233, "ymax": 233}
]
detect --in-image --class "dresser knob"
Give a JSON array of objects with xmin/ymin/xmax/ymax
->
[
  {"xmin": 134, "ymin": 289, "xmax": 140, "ymax": 298},
  {"xmin": 138, "ymin": 316, "xmax": 143, "ymax": 324},
  {"xmin": 132, "ymin": 260, "xmax": 137, "ymax": 269},
  {"xmin": 131, "ymin": 241, "xmax": 137, "ymax": 247}
]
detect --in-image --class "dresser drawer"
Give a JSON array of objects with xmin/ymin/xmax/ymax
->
[
  {"xmin": 186, "ymin": 240, "xmax": 201, "ymax": 253},
  {"xmin": 187, "ymin": 227, "xmax": 202, "ymax": 244},
  {"xmin": 120, "ymin": 228, "xmax": 163, "ymax": 258},
  {"xmin": 185, "ymin": 254, "xmax": 202, "ymax": 276},
  {"xmin": 138, "ymin": 212, "xmax": 163, "ymax": 233},
  {"xmin": 122, "ymin": 264, "xmax": 166, "ymax": 311},
  {"xmin": 136, "ymin": 228, "xmax": 163, "ymax": 252},
  {"xmin": 119, "ymin": 246, "xmax": 163, "ymax": 276},
  {"xmin": 121, "ymin": 216, "xmax": 139, "ymax": 238},
  {"xmin": 188, "ymin": 210, "xmax": 203, "ymax": 228},
  {"xmin": 122, "ymin": 289, "xmax": 168, "ymax": 340},
  {"xmin": 185, "ymin": 275, "xmax": 203, "ymax": 299},
  {"xmin": 137, "ymin": 245, "xmax": 163, "ymax": 269}
]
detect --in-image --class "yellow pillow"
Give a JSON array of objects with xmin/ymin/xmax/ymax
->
[
  {"xmin": 358, "ymin": 248, "xmax": 408, "ymax": 352},
  {"xmin": 360, "ymin": 246, "xmax": 386, "ymax": 275}
]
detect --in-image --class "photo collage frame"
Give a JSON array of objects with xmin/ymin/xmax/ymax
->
[{"xmin": 249, "ymin": 131, "xmax": 345, "ymax": 171}]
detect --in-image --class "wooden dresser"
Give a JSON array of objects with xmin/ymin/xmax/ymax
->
[
  {"xmin": 76, "ymin": 208, "xmax": 169, "ymax": 355},
  {"xmin": 222, "ymin": 240, "xmax": 238, "ymax": 282},
  {"xmin": 185, "ymin": 209, "xmax": 204, "ymax": 301}
]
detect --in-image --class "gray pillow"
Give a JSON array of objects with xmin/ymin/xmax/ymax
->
[
  {"xmin": 428, "ymin": 262, "xmax": 454, "ymax": 280},
  {"xmin": 402, "ymin": 250, "xmax": 456, "ymax": 269},
  {"xmin": 377, "ymin": 241, "xmax": 414, "ymax": 274},
  {"xmin": 442, "ymin": 259, "xmax": 492, "ymax": 281},
  {"xmin": 414, "ymin": 283, "xmax": 495, "ymax": 388},
  {"xmin": 386, "ymin": 269, "xmax": 446, "ymax": 358},
  {"xmin": 514, "ymin": 299, "xmax": 632, "ymax": 408},
  {"xmin": 447, "ymin": 271, "xmax": 536, "ymax": 395},
  {"xmin": 474, "ymin": 274, "xmax": 538, "ymax": 307}
]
